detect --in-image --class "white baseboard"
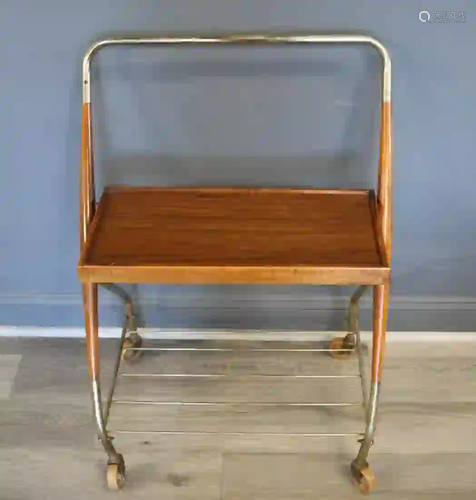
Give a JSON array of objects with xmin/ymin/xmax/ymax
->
[{"xmin": 0, "ymin": 326, "xmax": 475, "ymax": 343}]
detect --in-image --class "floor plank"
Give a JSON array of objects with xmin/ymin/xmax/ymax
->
[
  {"xmin": 0, "ymin": 354, "xmax": 21, "ymax": 400},
  {"xmin": 0, "ymin": 447, "xmax": 222, "ymax": 500}
]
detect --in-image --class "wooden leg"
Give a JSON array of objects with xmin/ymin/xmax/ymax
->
[
  {"xmin": 83, "ymin": 284, "xmax": 99, "ymax": 379},
  {"xmin": 371, "ymin": 284, "xmax": 389, "ymax": 384},
  {"xmin": 82, "ymin": 284, "xmax": 124, "ymax": 470},
  {"xmin": 351, "ymin": 283, "xmax": 389, "ymax": 493}
]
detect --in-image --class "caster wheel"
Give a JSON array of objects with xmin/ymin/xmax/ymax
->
[
  {"xmin": 107, "ymin": 457, "xmax": 126, "ymax": 490},
  {"xmin": 121, "ymin": 335, "xmax": 143, "ymax": 363},
  {"xmin": 329, "ymin": 337, "xmax": 353, "ymax": 360},
  {"xmin": 351, "ymin": 463, "xmax": 375, "ymax": 494}
]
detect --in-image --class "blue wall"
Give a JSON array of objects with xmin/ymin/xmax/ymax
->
[{"xmin": 1, "ymin": 1, "xmax": 475, "ymax": 330}]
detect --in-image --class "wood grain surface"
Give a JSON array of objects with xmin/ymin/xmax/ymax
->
[
  {"xmin": 80, "ymin": 103, "xmax": 95, "ymax": 248},
  {"xmin": 78, "ymin": 187, "xmax": 389, "ymax": 285},
  {"xmin": 377, "ymin": 101, "xmax": 392, "ymax": 263}
]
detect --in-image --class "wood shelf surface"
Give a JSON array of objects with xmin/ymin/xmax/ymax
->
[{"xmin": 78, "ymin": 187, "xmax": 389, "ymax": 285}]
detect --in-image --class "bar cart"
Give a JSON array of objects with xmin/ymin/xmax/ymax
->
[{"xmin": 78, "ymin": 32, "xmax": 392, "ymax": 494}]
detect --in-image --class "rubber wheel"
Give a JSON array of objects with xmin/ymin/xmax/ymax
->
[
  {"xmin": 329, "ymin": 337, "xmax": 353, "ymax": 360},
  {"xmin": 351, "ymin": 465, "xmax": 375, "ymax": 494},
  {"xmin": 107, "ymin": 460, "xmax": 126, "ymax": 490},
  {"xmin": 121, "ymin": 335, "xmax": 143, "ymax": 363}
]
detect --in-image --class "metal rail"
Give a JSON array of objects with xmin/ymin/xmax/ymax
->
[
  {"xmin": 121, "ymin": 373, "xmax": 360, "ymax": 379},
  {"xmin": 113, "ymin": 400, "xmax": 362, "ymax": 407},
  {"xmin": 110, "ymin": 430, "xmax": 365, "ymax": 437},
  {"xmin": 104, "ymin": 318, "xmax": 129, "ymax": 426},
  {"xmin": 123, "ymin": 347, "xmax": 354, "ymax": 352},
  {"xmin": 82, "ymin": 33, "xmax": 391, "ymax": 104}
]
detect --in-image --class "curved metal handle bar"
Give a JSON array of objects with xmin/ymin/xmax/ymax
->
[
  {"xmin": 83, "ymin": 33, "xmax": 391, "ymax": 103},
  {"xmin": 80, "ymin": 32, "xmax": 392, "ymax": 261}
]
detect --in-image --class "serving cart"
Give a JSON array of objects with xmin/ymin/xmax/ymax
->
[{"xmin": 78, "ymin": 32, "xmax": 392, "ymax": 494}]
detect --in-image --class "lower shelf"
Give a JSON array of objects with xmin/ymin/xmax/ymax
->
[{"xmin": 107, "ymin": 338, "xmax": 367, "ymax": 436}]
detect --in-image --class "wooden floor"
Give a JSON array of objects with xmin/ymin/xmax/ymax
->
[{"xmin": 1, "ymin": 336, "xmax": 476, "ymax": 498}]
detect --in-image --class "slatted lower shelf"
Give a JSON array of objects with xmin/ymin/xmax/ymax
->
[{"xmin": 107, "ymin": 339, "xmax": 367, "ymax": 437}]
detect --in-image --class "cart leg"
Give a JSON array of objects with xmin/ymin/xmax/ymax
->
[
  {"xmin": 351, "ymin": 283, "xmax": 389, "ymax": 494},
  {"xmin": 121, "ymin": 301, "xmax": 143, "ymax": 363},
  {"xmin": 330, "ymin": 286, "xmax": 368, "ymax": 360},
  {"xmin": 101, "ymin": 284, "xmax": 143, "ymax": 363},
  {"xmin": 345, "ymin": 286, "xmax": 368, "ymax": 348},
  {"xmin": 83, "ymin": 283, "xmax": 126, "ymax": 490}
]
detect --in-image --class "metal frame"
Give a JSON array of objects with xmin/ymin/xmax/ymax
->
[{"xmin": 80, "ymin": 32, "xmax": 392, "ymax": 491}]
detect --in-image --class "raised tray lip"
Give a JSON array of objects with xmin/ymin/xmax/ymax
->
[
  {"xmin": 78, "ymin": 263, "xmax": 390, "ymax": 285},
  {"xmin": 103, "ymin": 185, "xmax": 374, "ymax": 196}
]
